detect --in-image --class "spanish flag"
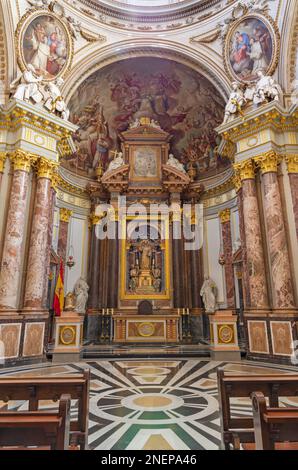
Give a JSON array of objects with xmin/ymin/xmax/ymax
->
[{"xmin": 53, "ymin": 259, "xmax": 64, "ymax": 317}]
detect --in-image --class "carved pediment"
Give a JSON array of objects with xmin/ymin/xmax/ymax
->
[
  {"xmin": 101, "ymin": 164, "xmax": 129, "ymax": 192},
  {"xmin": 121, "ymin": 125, "xmax": 171, "ymax": 142},
  {"xmin": 162, "ymin": 164, "xmax": 190, "ymax": 192}
]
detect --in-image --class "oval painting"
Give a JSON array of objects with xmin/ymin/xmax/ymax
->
[
  {"xmin": 21, "ymin": 14, "xmax": 70, "ymax": 80},
  {"xmin": 226, "ymin": 15, "xmax": 277, "ymax": 83}
]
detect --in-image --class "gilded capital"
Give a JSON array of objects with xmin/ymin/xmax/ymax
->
[
  {"xmin": 232, "ymin": 172, "xmax": 242, "ymax": 192},
  {"xmin": 233, "ymin": 159, "xmax": 255, "ymax": 181},
  {"xmin": 37, "ymin": 157, "xmax": 59, "ymax": 180},
  {"xmin": 219, "ymin": 208, "xmax": 231, "ymax": 224},
  {"xmin": 60, "ymin": 208, "xmax": 73, "ymax": 223},
  {"xmin": 0, "ymin": 152, "xmax": 7, "ymax": 173},
  {"xmin": 10, "ymin": 150, "xmax": 36, "ymax": 173},
  {"xmin": 50, "ymin": 168, "xmax": 60, "ymax": 191},
  {"xmin": 254, "ymin": 151, "xmax": 280, "ymax": 174},
  {"xmin": 285, "ymin": 154, "xmax": 298, "ymax": 174}
]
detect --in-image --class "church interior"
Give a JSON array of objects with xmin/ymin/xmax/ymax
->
[{"xmin": 0, "ymin": 0, "xmax": 297, "ymax": 452}]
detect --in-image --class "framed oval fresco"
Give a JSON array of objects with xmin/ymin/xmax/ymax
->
[
  {"xmin": 224, "ymin": 13, "xmax": 280, "ymax": 83},
  {"xmin": 16, "ymin": 10, "xmax": 73, "ymax": 81}
]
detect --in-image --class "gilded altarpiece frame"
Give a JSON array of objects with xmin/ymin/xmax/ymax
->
[{"xmin": 120, "ymin": 215, "xmax": 171, "ymax": 301}]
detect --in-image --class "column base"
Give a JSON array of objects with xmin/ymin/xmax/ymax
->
[
  {"xmin": 244, "ymin": 309, "xmax": 298, "ymax": 365},
  {"xmin": 210, "ymin": 349, "xmax": 241, "ymax": 361},
  {"xmin": 52, "ymin": 352, "xmax": 82, "ymax": 363},
  {"xmin": 0, "ymin": 310, "xmax": 49, "ymax": 365}
]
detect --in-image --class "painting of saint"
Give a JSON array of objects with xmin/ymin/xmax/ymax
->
[
  {"xmin": 22, "ymin": 14, "xmax": 69, "ymax": 80},
  {"xmin": 133, "ymin": 147, "xmax": 158, "ymax": 179},
  {"xmin": 228, "ymin": 17, "xmax": 274, "ymax": 82}
]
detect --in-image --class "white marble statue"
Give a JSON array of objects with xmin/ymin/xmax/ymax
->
[
  {"xmin": 129, "ymin": 118, "xmax": 141, "ymax": 129},
  {"xmin": 166, "ymin": 153, "xmax": 186, "ymax": 173},
  {"xmin": 44, "ymin": 78, "xmax": 70, "ymax": 120},
  {"xmin": 11, "ymin": 64, "xmax": 44, "ymax": 104},
  {"xmin": 200, "ymin": 276, "xmax": 218, "ymax": 313},
  {"xmin": 74, "ymin": 277, "xmax": 89, "ymax": 315},
  {"xmin": 105, "ymin": 151, "xmax": 125, "ymax": 173},
  {"xmin": 253, "ymin": 70, "xmax": 281, "ymax": 105},
  {"xmin": 150, "ymin": 119, "xmax": 161, "ymax": 129},
  {"xmin": 223, "ymin": 82, "xmax": 246, "ymax": 124},
  {"xmin": 27, "ymin": 0, "xmax": 51, "ymax": 7}
]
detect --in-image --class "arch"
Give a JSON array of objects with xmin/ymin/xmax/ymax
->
[{"xmin": 63, "ymin": 38, "xmax": 231, "ymax": 103}]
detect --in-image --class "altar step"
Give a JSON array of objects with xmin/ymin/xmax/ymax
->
[{"xmin": 82, "ymin": 343, "xmax": 210, "ymax": 359}]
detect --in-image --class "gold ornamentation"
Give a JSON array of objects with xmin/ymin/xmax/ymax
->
[
  {"xmin": 219, "ymin": 208, "xmax": 231, "ymax": 224},
  {"xmin": 58, "ymin": 325, "xmax": 76, "ymax": 346},
  {"xmin": 254, "ymin": 151, "xmax": 280, "ymax": 174},
  {"xmin": 37, "ymin": 157, "xmax": 59, "ymax": 179},
  {"xmin": 60, "ymin": 207, "xmax": 73, "ymax": 223},
  {"xmin": 0, "ymin": 152, "xmax": 7, "ymax": 173},
  {"xmin": 10, "ymin": 149, "xmax": 37, "ymax": 172},
  {"xmin": 285, "ymin": 154, "xmax": 298, "ymax": 174},
  {"xmin": 137, "ymin": 322, "xmax": 155, "ymax": 337},
  {"xmin": 223, "ymin": 12, "xmax": 280, "ymax": 84},
  {"xmin": 233, "ymin": 159, "xmax": 255, "ymax": 181},
  {"xmin": 217, "ymin": 324, "xmax": 234, "ymax": 344},
  {"xmin": 233, "ymin": 173, "xmax": 242, "ymax": 192},
  {"xmin": 15, "ymin": 9, "xmax": 74, "ymax": 82}
]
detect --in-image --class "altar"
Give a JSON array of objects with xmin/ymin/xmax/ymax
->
[{"xmin": 113, "ymin": 312, "xmax": 180, "ymax": 343}]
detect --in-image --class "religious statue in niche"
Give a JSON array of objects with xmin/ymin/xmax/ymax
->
[
  {"xmin": 73, "ymin": 277, "xmax": 89, "ymax": 315},
  {"xmin": 128, "ymin": 238, "xmax": 163, "ymax": 294},
  {"xmin": 200, "ymin": 276, "xmax": 218, "ymax": 313}
]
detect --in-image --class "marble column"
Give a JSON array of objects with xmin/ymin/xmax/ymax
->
[
  {"xmin": 57, "ymin": 208, "xmax": 72, "ymax": 264},
  {"xmin": 42, "ymin": 184, "xmax": 57, "ymax": 307},
  {"xmin": 0, "ymin": 151, "xmax": 34, "ymax": 310},
  {"xmin": 234, "ymin": 159, "xmax": 269, "ymax": 309},
  {"xmin": 255, "ymin": 153, "xmax": 295, "ymax": 309},
  {"xmin": 23, "ymin": 159, "xmax": 58, "ymax": 309},
  {"xmin": 190, "ymin": 224, "xmax": 202, "ymax": 308},
  {"xmin": 87, "ymin": 214, "xmax": 101, "ymax": 310},
  {"xmin": 0, "ymin": 152, "xmax": 7, "ymax": 189},
  {"xmin": 285, "ymin": 155, "xmax": 298, "ymax": 240},
  {"xmin": 107, "ymin": 211, "xmax": 119, "ymax": 308},
  {"xmin": 219, "ymin": 209, "xmax": 235, "ymax": 309},
  {"xmin": 235, "ymin": 182, "xmax": 251, "ymax": 308}
]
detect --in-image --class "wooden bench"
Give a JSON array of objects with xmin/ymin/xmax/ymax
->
[
  {"xmin": 251, "ymin": 391, "xmax": 298, "ymax": 450},
  {"xmin": 0, "ymin": 369, "xmax": 90, "ymax": 449},
  {"xmin": 217, "ymin": 368, "xmax": 298, "ymax": 449},
  {"xmin": 0, "ymin": 394, "xmax": 71, "ymax": 450}
]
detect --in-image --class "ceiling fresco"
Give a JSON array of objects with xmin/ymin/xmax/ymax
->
[{"xmin": 67, "ymin": 57, "xmax": 228, "ymax": 179}]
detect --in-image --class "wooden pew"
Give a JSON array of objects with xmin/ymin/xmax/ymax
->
[
  {"xmin": 252, "ymin": 391, "xmax": 298, "ymax": 450},
  {"xmin": 0, "ymin": 369, "xmax": 90, "ymax": 449},
  {"xmin": 217, "ymin": 368, "xmax": 298, "ymax": 449},
  {"xmin": 0, "ymin": 394, "xmax": 71, "ymax": 450}
]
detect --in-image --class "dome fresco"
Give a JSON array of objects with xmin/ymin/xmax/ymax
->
[{"xmin": 67, "ymin": 57, "xmax": 228, "ymax": 179}]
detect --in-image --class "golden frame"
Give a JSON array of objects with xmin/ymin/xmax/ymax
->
[
  {"xmin": 120, "ymin": 215, "xmax": 171, "ymax": 300},
  {"xmin": 223, "ymin": 12, "xmax": 280, "ymax": 84},
  {"xmin": 129, "ymin": 145, "xmax": 161, "ymax": 182},
  {"xmin": 16, "ymin": 9, "xmax": 74, "ymax": 81}
]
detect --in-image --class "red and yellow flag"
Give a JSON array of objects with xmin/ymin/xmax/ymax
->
[{"xmin": 53, "ymin": 259, "xmax": 64, "ymax": 317}]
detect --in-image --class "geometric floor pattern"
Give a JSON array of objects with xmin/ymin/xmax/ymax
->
[{"xmin": 1, "ymin": 359, "xmax": 297, "ymax": 450}]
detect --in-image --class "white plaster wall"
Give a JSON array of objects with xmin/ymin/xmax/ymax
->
[
  {"xmin": 203, "ymin": 216, "xmax": 226, "ymax": 306},
  {"xmin": 64, "ymin": 214, "xmax": 89, "ymax": 293}
]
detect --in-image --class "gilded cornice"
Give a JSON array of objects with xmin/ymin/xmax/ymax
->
[
  {"xmin": 57, "ymin": 174, "xmax": 88, "ymax": 197},
  {"xmin": 10, "ymin": 150, "xmax": 37, "ymax": 173},
  {"xmin": 60, "ymin": 208, "xmax": 73, "ymax": 223},
  {"xmin": 0, "ymin": 152, "xmax": 7, "ymax": 173},
  {"xmin": 202, "ymin": 175, "xmax": 234, "ymax": 199},
  {"xmin": 253, "ymin": 151, "xmax": 281, "ymax": 175},
  {"xmin": 233, "ymin": 159, "xmax": 255, "ymax": 181},
  {"xmin": 285, "ymin": 154, "xmax": 298, "ymax": 174},
  {"xmin": 218, "ymin": 208, "xmax": 231, "ymax": 224}
]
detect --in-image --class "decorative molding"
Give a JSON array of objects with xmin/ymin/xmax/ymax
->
[
  {"xmin": 190, "ymin": 29, "xmax": 220, "ymax": 45},
  {"xmin": 0, "ymin": 152, "xmax": 7, "ymax": 173},
  {"xmin": 10, "ymin": 149, "xmax": 37, "ymax": 172},
  {"xmin": 37, "ymin": 157, "xmax": 59, "ymax": 179},
  {"xmin": 233, "ymin": 158, "xmax": 255, "ymax": 181},
  {"xmin": 254, "ymin": 151, "xmax": 280, "ymax": 174},
  {"xmin": 285, "ymin": 154, "xmax": 298, "ymax": 174}
]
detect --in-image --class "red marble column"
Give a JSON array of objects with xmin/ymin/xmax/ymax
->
[
  {"xmin": 0, "ymin": 151, "xmax": 33, "ymax": 310},
  {"xmin": 234, "ymin": 160, "xmax": 269, "ymax": 309},
  {"xmin": 256, "ymin": 154, "xmax": 295, "ymax": 309},
  {"xmin": 219, "ymin": 209, "xmax": 235, "ymax": 309},
  {"xmin": 286, "ymin": 155, "xmax": 298, "ymax": 240},
  {"xmin": 23, "ymin": 159, "xmax": 58, "ymax": 309},
  {"xmin": 42, "ymin": 186, "xmax": 56, "ymax": 307},
  {"xmin": 87, "ymin": 214, "xmax": 102, "ymax": 310},
  {"xmin": 57, "ymin": 208, "xmax": 72, "ymax": 264},
  {"xmin": 236, "ymin": 187, "xmax": 251, "ymax": 308}
]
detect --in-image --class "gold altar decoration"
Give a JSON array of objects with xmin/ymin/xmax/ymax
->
[
  {"xmin": 0, "ymin": 152, "xmax": 7, "ymax": 173},
  {"xmin": 113, "ymin": 314, "xmax": 179, "ymax": 343},
  {"xmin": 37, "ymin": 157, "xmax": 59, "ymax": 179},
  {"xmin": 217, "ymin": 324, "xmax": 235, "ymax": 344},
  {"xmin": 233, "ymin": 159, "xmax": 255, "ymax": 181},
  {"xmin": 10, "ymin": 149, "xmax": 37, "ymax": 172},
  {"xmin": 58, "ymin": 325, "xmax": 76, "ymax": 346},
  {"xmin": 285, "ymin": 154, "xmax": 298, "ymax": 174}
]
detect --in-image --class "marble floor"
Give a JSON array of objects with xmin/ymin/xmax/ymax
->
[{"xmin": 0, "ymin": 359, "xmax": 297, "ymax": 450}]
